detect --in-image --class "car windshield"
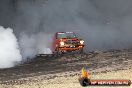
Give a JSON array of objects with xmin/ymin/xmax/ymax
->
[{"xmin": 57, "ymin": 32, "xmax": 76, "ymax": 39}]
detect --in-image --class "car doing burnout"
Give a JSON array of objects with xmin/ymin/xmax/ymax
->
[{"xmin": 52, "ymin": 32, "xmax": 84, "ymax": 55}]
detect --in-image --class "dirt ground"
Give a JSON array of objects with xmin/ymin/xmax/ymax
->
[{"xmin": 0, "ymin": 49, "xmax": 132, "ymax": 88}]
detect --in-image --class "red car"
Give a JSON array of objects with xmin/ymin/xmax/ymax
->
[{"xmin": 52, "ymin": 32, "xmax": 84, "ymax": 55}]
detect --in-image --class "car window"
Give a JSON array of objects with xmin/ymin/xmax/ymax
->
[
  {"xmin": 57, "ymin": 32, "xmax": 77, "ymax": 39},
  {"xmin": 57, "ymin": 33, "xmax": 67, "ymax": 38},
  {"xmin": 66, "ymin": 33, "xmax": 76, "ymax": 38}
]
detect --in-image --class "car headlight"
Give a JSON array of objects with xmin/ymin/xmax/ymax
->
[
  {"xmin": 60, "ymin": 41, "xmax": 65, "ymax": 46},
  {"xmin": 80, "ymin": 40, "xmax": 84, "ymax": 44}
]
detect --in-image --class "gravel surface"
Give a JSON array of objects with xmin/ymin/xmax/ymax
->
[{"xmin": 0, "ymin": 49, "xmax": 132, "ymax": 88}]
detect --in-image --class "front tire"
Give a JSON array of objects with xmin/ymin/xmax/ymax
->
[
  {"xmin": 78, "ymin": 48, "xmax": 83, "ymax": 54},
  {"xmin": 53, "ymin": 47, "xmax": 62, "ymax": 57}
]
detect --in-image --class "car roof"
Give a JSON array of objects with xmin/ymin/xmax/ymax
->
[{"xmin": 56, "ymin": 32, "xmax": 74, "ymax": 34}]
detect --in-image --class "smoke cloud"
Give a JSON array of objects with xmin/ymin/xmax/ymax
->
[
  {"xmin": 0, "ymin": 26, "xmax": 22, "ymax": 68},
  {"xmin": 0, "ymin": 0, "xmax": 132, "ymax": 68},
  {"xmin": 19, "ymin": 32, "xmax": 53, "ymax": 59},
  {"xmin": 12, "ymin": 0, "xmax": 132, "ymax": 50}
]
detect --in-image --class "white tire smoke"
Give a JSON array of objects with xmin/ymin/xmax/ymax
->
[
  {"xmin": 19, "ymin": 32, "xmax": 53, "ymax": 59},
  {"xmin": 0, "ymin": 26, "xmax": 52, "ymax": 68},
  {"xmin": 0, "ymin": 26, "xmax": 22, "ymax": 68}
]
